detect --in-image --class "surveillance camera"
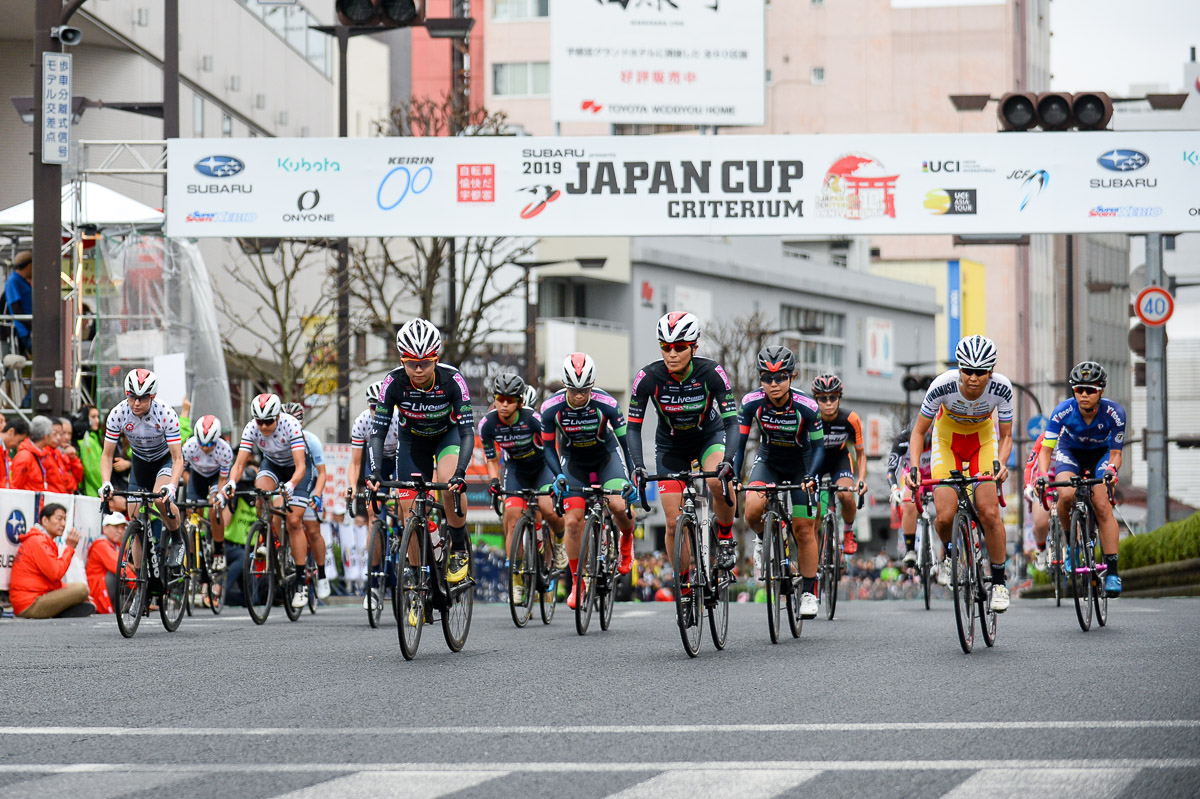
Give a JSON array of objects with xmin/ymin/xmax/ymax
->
[{"xmin": 51, "ymin": 26, "xmax": 83, "ymax": 46}]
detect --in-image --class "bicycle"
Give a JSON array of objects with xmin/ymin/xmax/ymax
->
[
  {"xmin": 1040, "ymin": 472, "xmax": 1116, "ymax": 632},
  {"xmin": 915, "ymin": 461, "xmax": 1005, "ymax": 654},
  {"xmin": 492, "ymin": 487, "xmax": 565, "ymax": 628},
  {"xmin": 373, "ymin": 477, "xmax": 472, "ymax": 660},
  {"xmin": 641, "ymin": 470, "xmax": 732, "ymax": 656},
  {"xmin": 816, "ymin": 477, "xmax": 864, "ymax": 621},
  {"xmin": 570, "ymin": 482, "xmax": 633, "ymax": 637},
  {"xmin": 744, "ymin": 480, "xmax": 811, "ymax": 645},
  {"xmin": 238, "ymin": 488, "xmax": 306, "ymax": 624},
  {"xmin": 105, "ymin": 488, "xmax": 188, "ymax": 638},
  {"xmin": 176, "ymin": 497, "xmax": 226, "ymax": 616},
  {"xmin": 913, "ymin": 487, "xmax": 937, "ymax": 610},
  {"xmin": 364, "ymin": 489, "xmax": 402, "ymax": 628}
]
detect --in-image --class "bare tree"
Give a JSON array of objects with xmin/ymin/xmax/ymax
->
[{"xmin": 707, "ymin": 310, "xmax": 783, "ymax": 396}]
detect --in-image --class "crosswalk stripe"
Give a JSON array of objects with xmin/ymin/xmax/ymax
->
[
  {"xmin": 1, "ymin": 770, "xmax": 190, "ymax": 799},
  {"xmin": 270, "ymin": 770, "xmax": 510, "ymax": 799},
  {"xmin": 939, "ymin": 768, "xmax": 1140, "ymax": 799},
  {"xmin": 606, "ymin": 768, "xmax": 822, "ymax": 799}
]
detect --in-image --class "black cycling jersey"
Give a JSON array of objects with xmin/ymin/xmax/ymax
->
[
  {"xmin": 819, "ymin": 407, "xmax": 865, "ymax": 455},
  {"xmin": 478, "ymin": 407, "xmax": 544, "ymax": 471},
  {"xmin": 732, "ymin": 388, "xmax": 825, "ymax": 476},
  {"xmin": 539, "ymin": 388, "xmax": 631, "ymax": 474},
  {"xmin": 369, "ymin": 363, "xmax": 474, "ymax": 479},
  {"xmin": 626, "ymin": 356, "xmax": 739, "ymax": 470}
]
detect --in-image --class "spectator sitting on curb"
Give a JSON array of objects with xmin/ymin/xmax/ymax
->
[
  {"xmin": 9, "ymin": 503, "xmax": 95, "ymax": 618},
  {"xmin": 11, "ymin": 415, "xmax": 54, "ymax": 492},
  {"xmin": 86, "ymin": 511, "xmax": 127, "ymax": 614},
  {"xmin": 0, "ymin": 415, "xmax": 30, "ymax": 488}
]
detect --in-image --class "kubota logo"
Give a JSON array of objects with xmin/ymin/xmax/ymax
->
[{"xmin": 581, "ymin": 100, "xmax": 603, "ymax": 114}]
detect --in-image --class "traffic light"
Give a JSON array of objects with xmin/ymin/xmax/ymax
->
[
  {"xmin": 336, "ymin": 0, "xmax": 421, "ymax": 27},
  {"xmin": 902, "ymin": 374, "xmax": 935, "ymax": 393},
  {"xmin": 1035, "ymin": 92, "xmax": 1073, "ymax": 131},
  {"xmin": 997, "ymin": 91, "xmax": 1113, "ymax": 131},
  {"xmin": 998, "ymin": 93, "xmax": 1037, "ymax": 131},
  {"xmin": 1072, "ymin": 92, "xmax": 1114, "ymax": 130}
]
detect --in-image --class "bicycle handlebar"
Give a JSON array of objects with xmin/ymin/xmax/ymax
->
[
  {"xmin": 1037, "ymin": 472, "xmax": 1116, "ymax": 511},
  {"xmin": 490, "ymin": 486, "xmax": 564, "ymax": 519},
  {"xmin": 370, "ymin": 477, "xmax": 464, "ymax": 517},
  {"xmin": 641, "ymin": 470, "xmax": 734, "ymax": 511},
  {"xmin": 912, "ymin": 461, "xmax": 1006, "ymax": 515},
  {"xmin": 101, "ymin": 488, "xmax": 177, "ymax": 521}
]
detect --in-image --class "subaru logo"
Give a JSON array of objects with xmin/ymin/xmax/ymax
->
[
  {"xmin": 1097, "ymin": 149, "xmax": 1148, "ymax": 172},
  {"xmin": 6, "ymin": 509, "xmax": 26, "ymax": 546},
  {"xmin": 195, "ymin": 155, "xmax": 245, "ymax": 178}
]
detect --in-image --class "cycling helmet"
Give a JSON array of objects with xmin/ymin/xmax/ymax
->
[
  {"xmin": 656, "ymin": 311, "xmax": 701, "ymax": 343},
  {"xmin": 124, "ymin": 368, "xmax": 158, "ymax": 398},
  {"xmin": 492, "ymin": 372, "xmax": 526, "ymax": 399},
  {"xmin": 1068, "ymin": 360, "xmax": 1108, "ymax": 389},
  {"xmin": 195, "ymin": 415, "xmax": 222, "ymax": 446},
  {"xmin": 282, "ymin": 401, "xmax": 304, "ymax": 422},
  {"xmin": 811, "ymin": 373, "xmax": 843, "ymax": 396},
  {"xmin": 366, "ymin": 380, "xmax": 384, "ymax": 405},
  {"xmin": 955, "ymin": 335, "xmax": 998, "ymax": 371},
  {"xmin": 395, "ymin": 318, "xmax": 442, "ymax": 359},
  {"xmin": 250, "ymin": 393, "xmax": 282, "ymax": 421},
  {"xmin": 562, "ymin": 352, "xmax": 596, "ymax": 389},
  {"xmin": 522, "ymin": 384, "xmax": 538, "ymax": 409},
  {"xmin": 757, "ymin": 345, "xmax": 796, "ymax": 375}
]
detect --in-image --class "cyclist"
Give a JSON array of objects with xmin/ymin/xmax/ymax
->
[
  {"xmin": 99, "ymin": 369, "xmax": 185, "ymax": 561},
  {"xmin": 906, "ymin": 335, "xmax": 1014, "ymax": 612},
  {"xmin": 181, "ymin": 414, "xmax": 233, "ymax": 572},
  {"xmin": 224, "ymin": 393, "xmax": 310, "ymax": 608},
  {"xmin": 811, "ymin": 374, "xmax": 868, "ymax": 556},
  {"xmin": 480, "ymin": 372, "xmax": 563, "ymax": 604},
  {"xmin": 540, "ymin": 352, "xmax": 637, "ymax": 610},
  {"xmin": 1023, "ymin": 431, "xmax": 1055, "ymax": 571},
  {"xmin": 522, "ymin": 383, "xmax": 539, "ymax": 414},
  {"xmin": 1035, "ymin": 361, "xmax": 1125, "ymax": 596},
  {"xmin": 628, "ymin": 311, "xmax": 739, "ymax": 575},
  {"xmin": 347, "ymin": 380, "xmax": 399, "ymax": 520},
  {"xmin": 887, "ymin": 423, "xmax": 933, "ymax": 566},
  {"xmin": 369, "ymin": 318, "xmax": 474, "ymax": 585},
  {"xmin": 731, "ymin": 346, "xmax": 824, "ymax": 618},
  {"xmin": 283, "ymin": 402, "xmax": 331, "ymax": 601}
]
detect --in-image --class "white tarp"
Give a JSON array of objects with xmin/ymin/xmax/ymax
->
[
  {"xmin": 166, "ymin": 132, "xmax": 1200, "ymax": 239},
  {"xmin": 0, "ymin": 182, "xmax": 162, "ymax": 231}
]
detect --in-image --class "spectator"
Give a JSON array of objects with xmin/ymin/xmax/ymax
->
[
  {"xmin": 49, "ymin": 417, "xmax": 83, "ymax": 494},
  {"xmin": 322, "ymin": 501, "xmax": 350, "ymax": 595},
  {"xmin": 4, "ymin": 250, "xmax": 32, "ymax": 356},
  {"xmin": 0, "ymin": 415, "xmax": 30, "ymax": 488},
  {"xmin": 9, "ymin": 502, "xmax": 94, "ymax": 618},
  {"xmin": 86, "ymin": 511, "xmax": 127, "ymax": 614},
  {"xmin": 11, "ymin": 415, "xmax": 54, "ymax": 492},
  {"xmin": 77, "ymin": 405, "xmax": 105, "ymax": 496}
]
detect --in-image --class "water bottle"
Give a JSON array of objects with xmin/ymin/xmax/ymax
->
[{"xmin": 429, "ymin": 520, "xmax": 443, "ymax": 562}]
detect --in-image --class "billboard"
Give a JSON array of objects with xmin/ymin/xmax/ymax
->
[
  {"xmin": 549, "ymin": 0, "xmax": 765, "ymax": 126},
  {"xmin": 166, "ymin": 132, "xmax": 1200, "ymax": 238}
]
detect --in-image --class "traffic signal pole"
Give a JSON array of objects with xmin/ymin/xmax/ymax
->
[{"xmin": 1144, "ymin": 233, "xmax": 1168, "ymax": 530}]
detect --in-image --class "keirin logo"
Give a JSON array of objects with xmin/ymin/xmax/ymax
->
[{"xmin": 297, "ymin": 190, "xmax": 320, "ymax": 211}]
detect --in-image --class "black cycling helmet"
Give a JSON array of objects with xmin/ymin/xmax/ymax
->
[
  {"xmin": 492, "ymin": 372, "xmax": 526, "ymax": 400},
  {"xmin": 757, "ymin": 345, "xmax": 796, "ymax": 376},
  {"xmin": 1068, "ymin": 360, "xmax": 1107, "ymax": 389},
  {"xmin": 811, "ymin": 373, "xmax": 843, "ymax": 396}
]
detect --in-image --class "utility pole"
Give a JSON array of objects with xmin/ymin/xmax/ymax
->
[
  {"xmin": 336, "ymin": 27, "xmax": 351, "ymax": 443},
  {"xmin": 1144, "ymin": 233, "xmax": 1168, "ymax": 530}
]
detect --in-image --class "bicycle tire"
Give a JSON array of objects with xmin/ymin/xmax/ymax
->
[
  {"xmin": 820, "ymin": 512, "xmax": 839, "ymax": 621},
  {"xmin": 574, "ymin": 515, "xmax": 599, "ymax": 635},
  {"xmin": 1050, "ymin": 515, "xmax": 1066, "ymax": 607},
  {"xmin": 159, "ymin": 526, "xmax": 188, "ymax": 632},
  {"xmin": 919, "ymin": 516, "xmax": 933, "ymax": 610},
  {"xmin": 1090, "ymin": 513, "xmax": 1108, "ymax": 628},
  {"xmin": 281, "ymin": 533, "xmax": 304, "ymax": 622},
  {"xmin": 599, "ymin": 520, "xmax": 618, "ymax": 632},
  {"xmin": 115, "ymin": 520, "xmax": 149, "ymax": 639},
  {"xmin": 441, "ymin": 533, "xmax": 474, "ymax": 652},
  {"xmin": 539, "ymin": 527, "xmax": 559, "ymax": 625},
  {"xmin": 395, "ymin": 516, "xmax": 427, "ymax": 659},
  {"xmin": 951, "ymin": 511, "xmax": 976, "ymax": 653},
  {"xmin": 508, "ymin": 516, "xmax": 536, "ymax": 628},
  {"xmin": 784, "ymin": 522, "xmax": 802, "ymax": 639},
  {"xmin": 1069, "ymin": 507, "xmax": 1093, "ymax": 632},
  {"xmin": 673, "ymin": 513, "xmax": 702, "ymax": 657},
  {"xmin": 183, "ymin": 524, "xmax": 195, "ymax": 618},
  {"xmin": 307, "ymin": 556, "xmax": 318, "ymax": 614},
  {"xmin": 706, "ymin": 518, "xmax": 729, "ymax": 651},
  {"xmin": 243, "ymin": 522, "xmax": 273, "ymax": 625},
  {"xmin": 203, "ymin": 533, "xmax": 227, "ymax": 615},
  {"xmin": 763, "ymin": 510, "xmax": 783, "ymax": 644},
  {"xmin": 978, "ymin": 529, "xmax": 998, "ymax": 648},
  {"xmin": 366, "ymin": 519, "xmax": 389, "ymax": 629}
]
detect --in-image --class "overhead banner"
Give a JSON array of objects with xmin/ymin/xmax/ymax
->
[
  {"xmin": 549, "ymin": 0, "xmax": 765, "ymax": 125},
  {"xmin": 166, "ymin": 131, "xmax": 1200, "ymax": 238}
]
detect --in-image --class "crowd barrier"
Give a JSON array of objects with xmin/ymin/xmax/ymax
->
[{"xmin": 0, "ymin": 488, "xmax": 103, "ymax": 590}]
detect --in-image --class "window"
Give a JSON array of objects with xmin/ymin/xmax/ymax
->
[
  {"xmin": 192, "ymin": 95, "xmax": 204, "ymax": 137},
  {"xmin": 493, "ymin": 0, "xmax": 548, "ymax": 20},
  {"xmin": 811, "ymin": 66, "xmax": 825, "ymax": 84},
  {"xmin": 492, "ymin": 62, "xmax": 550, "ymax": 97},
  {"xmin": 765, "ymin": 68, "xmax": 773, "ymax": 85},
  {"xmin": 613, "ymin": 123, "xmax": 699, "ymax": 135},
  {"xmin": 811, "ymin": 0, "xmax": 824, "ymax": 6},
  {"xmin": 221, "ymin": 113, "xmax": 232, "ymax": 137},
  {"xmin": 236, "ymin": 0, "xmax": 332, "ymax": 79},
  {"xmin": 779, "ymin": 305, "xmax": 846, "ymax": 387}
]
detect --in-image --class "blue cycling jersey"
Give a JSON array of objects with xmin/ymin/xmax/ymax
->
[{"xmin": 1044, "ymin": 398, "xmax": 1126, "ymax": 454}]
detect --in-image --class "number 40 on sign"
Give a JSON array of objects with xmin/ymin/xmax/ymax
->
[{"xmin": 1135, "ymin": 286, "xmax": 1174, "ymax": 327}]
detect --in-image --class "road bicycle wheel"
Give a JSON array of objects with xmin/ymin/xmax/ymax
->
[
  {"xmin": 978, "ymin": 530, "xmax": 997, "ymax": 648},
  {"xmin": 1049, "ymin": 515, "xmax": 1066, "ymax": 608},
  {"xmin": 539, "ymin": 527, "xmax": 559, "ymax": 625},
  {"xmin": 508, "ymin": 516, "xmax": 537, "ymax": 628},
  {"xmin": 442, "ymin": 533, "xmax": 474, "ymax": 652},
  {"xmin": 950, "ymin": 511, "xmax": 976, "ymax": 653},
  {"xmin": 282, "ymin": 534, "xmax": 304, "ymax": 622},
  {"xmin": 599, "ymin": 520, "xmax": 619, "ymax": 632},
  {"xmin": 183, "ymin": 525, "xmax": 196, "ymax": 618},
  {"xmin": 366, "ymin": 519, "xmax": 389, "ymax": 629},
  {"xmin": 782, "ymin": 519, "xmax": 802, "ymax": 638},
  {"xmin": 673, "ymin": 513, "xmax": 702, "ymax": 657},
  {"xmin": 243, "ymin": 522, "xmax": 274, "ymax": 625},
  {"xmin": 394, "ymin": 516, "xmax": 427, "ymax": 660},
  {"xmin": 1091, "ymin": 519, "xmax": 1108, "ymax": 628},
  {"xmin": 919, "ymin": 516, "xmax": 933, "ymax": 610},
  {"xmin": 1069, "ymin": 508, "xmax": 1093, "ymax": 632},
  {"xmin": 203, "ymin": 534, "xmax": 227, "ymax": 615},
  {"xmin": 763, "ymin": 510, "xmax": 783, "ymax": 644},
  {"xmin": 307, "ymin": 557, "xmax": 318, "ymax": 614},
  {"xmin": 574, "ymin": 515, "xmax": 599, "ymax": 635},
  {"xmin": 115, "ymin": 520, "xmax": 149, "ymax": 639},
  {"xmin": 706, "ymin": 518, "xmax": 729, "ymax": 651},
  {"xmin": 159, "ymin": 526, "xmax": 188, "ymax": 632},
  {"xmin": 820, "ymin": 512, "xmax": 840, "ymax": 621}
]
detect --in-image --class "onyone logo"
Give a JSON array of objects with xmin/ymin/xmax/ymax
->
[{"xmin": 298, "ymin": 190, "xmax": 320, "ymax": 211}]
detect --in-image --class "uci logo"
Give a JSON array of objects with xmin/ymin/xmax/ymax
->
[{"xmin": 6, "ymin": 510, "xmax": 27, "ymax": 546}]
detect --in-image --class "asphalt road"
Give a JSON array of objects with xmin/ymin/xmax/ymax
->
[{"xmin": 1, "ymin": 595, "xmax": 1198, "ymax": 799}]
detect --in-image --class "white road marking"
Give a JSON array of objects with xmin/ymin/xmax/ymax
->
[
  {"xmin": 1, "ymin": 770, "xmax": 190, "ymax": 799},
  {"xmin": 607, "ymin": 769, "xmax": 820, "ymax": 799},
  {"xmin": 272, "ymin": 770, "xmax": 508, "ymax": 799},
  {"xmin": 939, "ymin": 768, "xmax": 1140, "ymax": 799},
  {"xmin": 615, "ymin": 610, "xmax": 656, "ymax": 618}
]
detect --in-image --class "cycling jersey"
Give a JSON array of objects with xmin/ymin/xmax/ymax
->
[
  {"xmin": 1023, "ymin": 432, "xmax": 1053, "ymax": 489},
  {"xmin": 301, "ymin": 430, "xmax": 325, "ymax": 492},
  {"xmin": 351, "ymin": 407, "xmax": 399, "ymax": 456},
  {"xmin": 732, "ymin": 388, "xmax": 825, "ymax": 476},
  {"xmin": 627, "ymin": 357, "xmax": 739, "ymax": 471},
  {"xmin": 239, "ymin": 413, "xmax": 305, "ymax": 466},
  {"xmin": 104, "ymin": 399, "xmax": 181, "ymax": 460},
  {"xmin": 886, "ymin": 427, "xmax": 932, "ymax": 487},
  {"xmin": 920, "ymin": 370, "xmax": 1013, "ymax": 480},
  {"xmin": 370, "ymin": 363, "xmax": 474, "ymax": 479},
  {"xmin": 819, "ymin": 407, "xmax": 865, "ymax": 456},
  {"xmin": 479, "ymin": 407, "xmax": 545, "ymax": 472},
  {"xmin": 182, "ymin": 436, "xmax": 234, "ymax": 478},
  {"xmin": 1044, "ymin": 398, "xmax": 1126, "ymax": 454},
  {"xmin": 539, "ymin": 388, "xmax": 631, "ymax": 474}
]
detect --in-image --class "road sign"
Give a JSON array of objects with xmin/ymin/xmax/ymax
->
[
  {"xmin": 1026, "ymin": 414, "xmax": 1049, "ymax": 440},
  {"xmin": 1135, "ymin": 286, "xmax": 1174, "ymax": 327}
]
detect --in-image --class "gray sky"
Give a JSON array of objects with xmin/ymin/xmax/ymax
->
[{"xmin": 1050, "ymin": 0, "xmax": 1200, "ymax": 95}]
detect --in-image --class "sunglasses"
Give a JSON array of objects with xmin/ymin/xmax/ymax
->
[
  {"xmin": 1073, "ymin": 386, "xmax": 1099, "ymax": 396},
  {"xmin": 760, "ymin": 373, "xmax": 789, "ymax": 385},
  {"xmin": 255, "ymin": 418, "xmax": 278, "ymax": 427},
  {"xmin": 960, "ymin": 368, "xmax": 990, "ymax": 378},
  {"xmin": 402, "ymin": 357, "xmax": 437, "ymax": 368},
  {"xmin": 814, "ymin": 394, "xmax": 839, "ymax": 403},
  {"xmin": 494, "ymin": 394, "xmax": 520, "ymax": 404},
  {"xmin": 659, "ymin": 342, "xmax": 692, "ymax": 354}
]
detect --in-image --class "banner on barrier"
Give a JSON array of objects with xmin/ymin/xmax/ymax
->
[
  {"xmin": 166, "ymin": 132, "xmax": 1200, "ymax": 239},
  {"xmin": 0, "ymin": 490, "xmax": 102, "ymax": 591}
]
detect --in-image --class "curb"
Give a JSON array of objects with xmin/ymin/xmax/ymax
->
[{"xmin": 1021, "ymin": 557, "xmax": 1200, "ymax": 600}]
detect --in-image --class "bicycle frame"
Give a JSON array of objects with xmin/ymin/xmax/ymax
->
[{"xmin": 1040, "ymin": 472, "xmax": 1115, "ymax": 631}]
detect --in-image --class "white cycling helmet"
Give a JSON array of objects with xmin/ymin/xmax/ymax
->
[
  {"xmin": 562, "ymin": 352, "xmax": 596, "ymax": 390},
  {"xmin": 366, "ymin": 380, "xmax": 384, "ymax": 405},
  {"xmin": 124, "ymin": 368, "xmax": 158, "ymax": 398},
  {"xmin": 195, "ymin": 415, "xmax": 222, "ymax": 446},
  {"xmin": 395, "ymin": 318, "xmax": 442, "ymax": 359},
  {"xmin": 522, "ymin": 384, "xmax": 538, "ymax": 409},
  {"xmin": 955, "ymin": 335, "xmax": 999, "ymax": 371},
  {"xmin": 250, "ymin": 392, "xmax": 282, "ymax": 421},
  {"xmin": 657, "ymin": 311, "xmax": 701, "ymax": 343}
]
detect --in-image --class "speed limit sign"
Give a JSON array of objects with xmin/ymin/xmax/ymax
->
[{"xmin": 1135, "ymin": 286, "xmax": 1174, "ymax": 327}]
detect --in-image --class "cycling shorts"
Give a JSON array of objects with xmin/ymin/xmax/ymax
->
[
  {"xmin": 185, "ymin": 470, "xmax": 220, "ymax": 502},
  {"xmin": 130, "ymin": 453, "xmax": 173, "ymax": 492},
  {"xmin": 259, "ymin": 458, "xmax": 311, "ymax": 509},
  {"xmin": 931, "ymin": 419, "xmax": 997, "ymax": 481},
  {"xmin": 358, "ymin": 453, "xmax": 396, "ymax": 490},
  {"xmin": 561, "ymin": 451, "xmax": 629, "ymax": 500},
  {"xmin": 747, "ymin": 458, "xmax": 814, "ymax": 519},
  {"xmin": 1052, "ymin": 446, "xmax": 1113, "ymax": 477},
  {"xmin": 502, "ymin": 462, "xmax": 555, "ymax": 510},
  {"xmin": 655, "ymin": 429, "xmax": 726, "ymax": 494},
  {"xmin": 394, "ymin": 429, "xmax": 460, "ymax": 484},
  {"xmin": 815, "ymin": 450, "xmax": 855, "ymax": 484}
]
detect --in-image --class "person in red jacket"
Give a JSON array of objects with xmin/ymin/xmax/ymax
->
[
  {"xmin": 45, "ymin": 418, "xmax": 83, "ymax": 494},
  {"xmin": 86, "ymin": 511, "xmax": 127, "ymax": 614},
  {"xmin": 10, "ymin": 502, "xmax": 94, "ymax": 618},
  {"xmin": 0, "ymin": 416, "xmax": 30, "ymax": 489},
  {"xmin": 10, "ymin": 416, "xmax": 54, "ymax": 492}
]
